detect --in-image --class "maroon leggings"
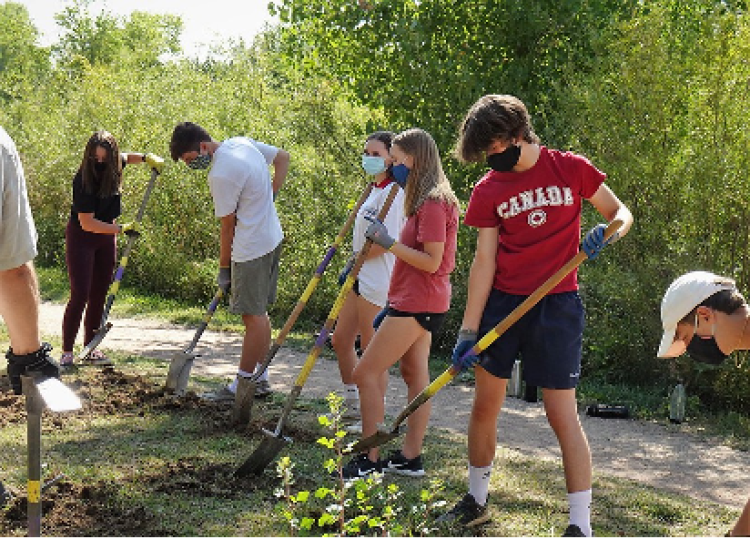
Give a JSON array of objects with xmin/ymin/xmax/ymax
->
[{"xmin": 62, "ymin": 222, "xmax": 116, "ymax": 351}]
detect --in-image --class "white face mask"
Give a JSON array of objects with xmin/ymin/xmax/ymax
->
[{"xmin": 361, "ymin": 155, "xmax": 387, "ymax": 175}]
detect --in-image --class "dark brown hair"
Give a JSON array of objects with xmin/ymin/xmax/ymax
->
[
  {"xmin": 170, "ymin": 122, "xmax": 212, "ymax": 161},
  {"xmin": 454, "ymin": 94, "xmax": 540, "ymax": 163},
  {"xmin": 680, "ymin": 288, "xmax": 747, "ymax": 325},
  {"xmin": 80, "ymin": 130, "xmax": 122, "ymax": 197}
]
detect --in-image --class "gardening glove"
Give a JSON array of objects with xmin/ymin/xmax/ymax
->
[
  {"xmin": 217, "ymin": 266, "xmax": 231, "ymax": 292},
  {"xmin": 338, "ymin": 252, "xmax": 356, "ymax": 286},
  {"xmin": 119, "ymin": 222, "xmax": 141, "ymax": 238},
  {"xmin": 364, "ymin": 215, "xmax": 396, "ymax": 250},
  {"xmin": 581, "ymin": 223, "xmax": 618, "ymax": 260},
  {"xmin": 452, "ymin": 329, "xmax": 480, "ymax": 370},
  {"xmin": 143, "ymin": 152, "xmax": 164, "ymax": 174},
  {"xmin": 373, "ymin": 305, "xmax": 389, "ymax": 329}
]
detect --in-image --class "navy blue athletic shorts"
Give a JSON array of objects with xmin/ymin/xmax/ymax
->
[{"xmin": 478, "ymin": 288, "xmax": 585, "ymax": 389}]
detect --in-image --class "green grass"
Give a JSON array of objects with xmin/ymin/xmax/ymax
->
[
  {"xmin": 0, "ymin": 264, "xmax": 745, "ymax": 535},
  {"xmin": 0, "ymin": 354, "xmax": 740, "ymax": 537}
]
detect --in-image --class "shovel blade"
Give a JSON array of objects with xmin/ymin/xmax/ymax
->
[
  {"xmin": 350, "ymin": 427, "xmax": 403, "ymax": 454},
  {"xmin": 231, "ymin": 377, "xmax": 256, "ymax": 426},
  {"xmin": 165, "ymin": 352, "xmax": 195, "ymax": 395},
  {"xmin": 234, "ymin": 428, "xmax": 291, "ymax": 477},
  {"xmin": 78, "ymin": 322, "xmax": 113, "ymax": 360}
]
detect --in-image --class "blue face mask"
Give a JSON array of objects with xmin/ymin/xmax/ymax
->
[
  {"xmin": 391, "ymin": 164, "xmax": 410, "ymax": 188},
  {"xmin": 362, "ymin": 155, "xmax": 387, "ymax": 176},
  {"xmin": 188, "ymin": 152, "xmax": 212, "ymax": 170}
]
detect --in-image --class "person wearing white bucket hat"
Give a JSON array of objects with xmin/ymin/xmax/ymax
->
[{"xmin": 658, "ymin": 271, "xmax": 750, "ymax": 536}]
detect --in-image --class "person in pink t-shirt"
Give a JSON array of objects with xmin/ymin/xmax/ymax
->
[
  {"xmin": 437, "ymin": 95, "xmax": 633, "ymax": 536},
  {"xmin": 339, "ymin": 128, "xmax": 460, "ymax": 480}
]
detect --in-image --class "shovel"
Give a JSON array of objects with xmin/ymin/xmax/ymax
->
[
  {"xmin": 234, "ymin": 184, "xmax": 400, "ymax": 476},
  {"xmin": 350, "ymin": 219, "xmax": 623, "ymax": 454},
  {"xmin": 79, "ymin": 167, "xmax": 160, "ymax": 361},
  {"xmin": 164, "ymin": 287, "xmax": 226, "ymax": 395},
  {"xmin": 231, "ymin": 182, "xmax": 375, "ymax": 425}
]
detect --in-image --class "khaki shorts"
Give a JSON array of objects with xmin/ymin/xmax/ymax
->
[
  {"xmin": 0, "ymin": 138, "xmax": 37, "ymax": 271},
  {"xmin": 229, "ymin": 244, "xmax": 282, "ymax": 316}
]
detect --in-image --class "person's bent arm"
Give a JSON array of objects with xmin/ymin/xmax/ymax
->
[
  {"xmin": 587, "ymin": 184, "xmax": 634, "ymax": 241},
  {"xmin": 390, "ymin": 240, "xmax": 445, "ymax": 274},
  {"xmin": 78, "ymin": 213, "xmax": 121, "ymax": 235},
  {"xmin": 271, "ymin": 149, "xmax": 291, "ymax": 196}
]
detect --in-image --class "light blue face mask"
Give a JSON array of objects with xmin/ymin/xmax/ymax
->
[
  {"xmin": 188, "ymin": 152, "xmax": 212, "ymax": 170},
  {"xmin": 361, "ymin": 155, "xmax": 387, "ymax": 176}
]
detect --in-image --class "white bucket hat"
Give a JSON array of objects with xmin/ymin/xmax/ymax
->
[{"xmin": 657, "ymin": 271, "xmax": 736, "ymax": 358}]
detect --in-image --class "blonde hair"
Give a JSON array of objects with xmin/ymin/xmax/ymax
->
[{"xmin": 393, "ymin": 128, "xmax": 459, "ymax": 216}]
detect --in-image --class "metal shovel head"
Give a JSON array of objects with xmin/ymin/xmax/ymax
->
[
  {"xmin": 78, "ymin": 322, "xmax": 113, "ymax": 360},
  {"xmin": 231, "ymin": 376, "xmax": 256, "ymax": 426},
  {"xmin": 164, "ymin": 351, "xmax": 196, "ymax": 395},
  {"xmin": 234, "ymin": 428, "xmax": 292, "ymax": 477},
  {"xmin": 350, "ymin": 425, "xmax": 405, "ymax": 454}
]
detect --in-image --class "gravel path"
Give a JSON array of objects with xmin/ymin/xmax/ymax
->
[{"xmin": 37, "ymin": 301, "xmax": 750, "ymax": 509}]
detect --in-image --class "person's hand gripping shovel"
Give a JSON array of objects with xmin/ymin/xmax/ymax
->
[
  {"xmin": 349, "ymin": 219, "xmax": 623, "ymax": 454},
  {"xmin": 230, "ymin": 183, "xmax": 375, "ymax": 425},
  {"xmin": 234, "ymin": 184, "xmax": 400, "ymax": 476},
  {"xmin": 79, "ymin": 156, "xmax": 164, "ymax": 362},
  {"xmin": 164, "ymin": 286, "xmax": 226, "ymax": 396}
]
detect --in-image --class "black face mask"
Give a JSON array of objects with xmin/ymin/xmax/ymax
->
[
  {"xmin": 94, "ymin": 162, "xmax": 107, "ymax": 174},
  {"xmin": 687, "ymin": 335, "xmax": 728, "ymax": 365},
  {"xmin": 487, "ymin": 144, "xmax": 521, "ymax": 172},
  {"xmin": 687, "ymin": 318, "xmax": 729, "ymax": 365}
]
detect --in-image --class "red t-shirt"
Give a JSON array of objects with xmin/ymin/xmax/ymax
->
[
  {"xmin": 464, "ymin": 147, "xmax": 606, "ymax": 295},
  {"xmin": 388, "ymin": 199, "xmax": 459, "ymax": 313}
]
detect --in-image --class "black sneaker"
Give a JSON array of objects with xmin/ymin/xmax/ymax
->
[
  {"xmin": 338, "ymin": 453, "xmax": 382, "ymax": 480},
  {"xmin": 6, "ymin": 343, "xmax": 60, "ymax": 395},
  {"xmin": 435, "ymin": 493, "xmax": 489, "ymax": 528},
  {"xmin": 384, "ymin": 450, "xmax": 425, "ymax": 477},
  {"xmin": 563, "ymin": 524, "xmax": 588, "ymax": 537}
]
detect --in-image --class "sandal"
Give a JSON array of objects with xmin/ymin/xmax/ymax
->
[
  {"xmin": 60, "ymin": 352, "xmax": 74, "ymax": 368},
  {"xmin": 87, "ymin": 349, "xmax": 113, "ymax": 366}
]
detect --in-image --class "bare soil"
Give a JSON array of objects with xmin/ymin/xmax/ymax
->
[{"xmin": 1, "ymin": 300, "xmax": 748, "ymax": 534}]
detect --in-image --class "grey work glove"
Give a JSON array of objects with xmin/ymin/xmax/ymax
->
[
  {"xmin": 364, "ymin": 215, "xmax": 396, "ymax": 250},
  {"xmin": 217, "ymin": 266, "xmax": 231, "ymax": 292}
]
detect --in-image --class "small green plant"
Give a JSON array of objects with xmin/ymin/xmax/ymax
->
[{"xmin": 274, "ymin": 392, "xmax": 446, "ymax": 536}]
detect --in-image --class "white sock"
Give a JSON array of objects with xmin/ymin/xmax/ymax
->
[
  {"xmin": 568, "ymin": 489, "xmax": 592, "ymax": 537},
  {"xmin": 253, "ymin": 366, "xmax": 269, "ymax": 382},
  {"xmin": 345, "ymin": 384, "xmax": 359, "ymax": 400},
  {"xmin": 468, "ymin": 465, "xmax": 493, "ymax": 506},
  {"xmin": 238, "ymin": 369, "xmax": 253, "ymax": 378}
]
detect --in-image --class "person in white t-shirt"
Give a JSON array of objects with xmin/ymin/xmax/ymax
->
[
  {"xmin": 331, "ymin": 131, "xmax": 406, "ymax": 423},
  {"xmin": 170, "ymin": 122, "xmax": 290, "ymax": 399}
]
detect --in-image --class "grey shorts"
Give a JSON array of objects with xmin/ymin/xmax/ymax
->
[{"xmin": 229, "ymin": 244, "xmax": 282, "ymax": 316}]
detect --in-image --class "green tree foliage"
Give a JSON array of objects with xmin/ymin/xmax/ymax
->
[{"xmin": 0, "ymin": 2, "xmax": 50, "ymax": 102}]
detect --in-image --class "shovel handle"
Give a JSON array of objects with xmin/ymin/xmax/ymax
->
[
  {"xmin": 251, "ymin": 182, "xmax": 375, "ymax": 381},
  {"xmin": 270, "ymin": 184, "xmax": 400, "ymax": 431},
  {"xmin": 376, "ymin": 219, "xmax": 624, "ymax": 438}
]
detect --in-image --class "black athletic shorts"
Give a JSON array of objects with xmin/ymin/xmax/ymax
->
[{"xmin": 386, "ymin": 307, "xmax": 446, "ymax": 334}]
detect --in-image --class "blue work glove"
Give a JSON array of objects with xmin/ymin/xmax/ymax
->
[
  {"xmin": 452, "ymin": 329, "xmax": 480, "ymax": 370},
  {"xmin": 364, "ymin": 215, "xmax": 396, "ymax": 250},
  {"xmin": 581, "ymin": 223, "xmax": 618, "ymax": 260},
  {"xmin": 373, "ymin": 305, "xmax": 389, "ymax": 329},
  {"xmin": 338, "ymin": 253, "xmax": 356, "ymax": 286},
  {"xmin": 217, "ymin": 266, "xmax": 231, "ymax": 292}
]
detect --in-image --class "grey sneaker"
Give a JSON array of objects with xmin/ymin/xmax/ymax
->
[
  {"xmin": 201, "ymin": 386, "xmax": 236, "ymax": 402},
  {"xmin": 435, "ymin": 493, "xmax": 489, "ymax": 528},
  {"xmin": 254, "ymin": 380, "xmax": 273, "ymax": 398},
  {"xmin": 562, "ymin": 524, "xmax": 588, "ymax": 537},
  {"xmin": 342, "ymin": 396, "xmax": 360, "ymax": 420}
]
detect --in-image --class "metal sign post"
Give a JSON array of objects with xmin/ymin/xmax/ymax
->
[{"xmin": 21, "ymin": 375, "xmax": 82, "ymax": 537}]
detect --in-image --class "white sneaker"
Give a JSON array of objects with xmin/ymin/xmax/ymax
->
[{"xmin": 344, "ymin": 421, "xmax": 362, "ymax": 434}]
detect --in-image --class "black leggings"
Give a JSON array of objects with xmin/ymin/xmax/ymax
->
[{"xmin": 62, "ymin": 222, "xmax": 116, "ymax": 351}]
